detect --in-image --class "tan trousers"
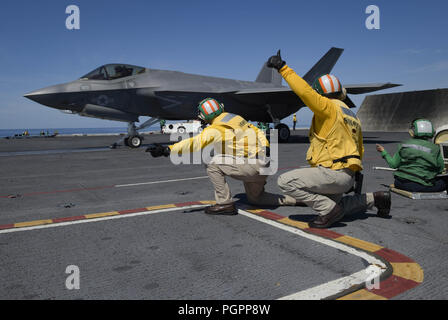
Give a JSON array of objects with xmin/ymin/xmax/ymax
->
[
  {"xmin": 278, "ymin": 166, "xmax": 374, "ymax": 216},
  {"xmin": 206, "ymin": 155, "xmax": 296, "ymax": 206}
]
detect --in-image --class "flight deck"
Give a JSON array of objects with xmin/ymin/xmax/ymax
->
[{"xmin": 0, "ymin": 130, "xmax": 446, "ymax": 299}]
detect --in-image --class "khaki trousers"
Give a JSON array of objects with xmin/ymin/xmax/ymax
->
[
  {"xmin": 207, "ymin": 155, "xmax": 296, "ymax": 206},
  {"xmin": 278, "ymin": 166, "xmax": 374, "ymax": 216}
]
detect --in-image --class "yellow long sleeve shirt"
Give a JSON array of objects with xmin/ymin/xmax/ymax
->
[
  {"xmin": 169, "ymin": 112, "xmax": 269, "ymax": 158},
  {"xmin": 280, "ymin": 65, "xmax": 364, "ymax": 171}
]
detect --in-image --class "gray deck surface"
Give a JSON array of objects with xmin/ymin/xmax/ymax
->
[{"xmin": 0, "ymin": 130, "xmax": 447, "ymax": 299}]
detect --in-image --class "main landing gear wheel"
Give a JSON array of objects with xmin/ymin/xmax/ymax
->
[
  {"xmin": 275, "ymin": 123, "xmax": 290, "ymax": 143},
  {"xmin": 177, "ymin": 126, "xmax": 186, "ymax": 134},
  {"xmin": 125, "ymin": 135, "xmax": 143, "ymax": 148}
]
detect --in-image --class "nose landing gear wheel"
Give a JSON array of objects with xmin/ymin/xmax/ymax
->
[{"xmin": 126, "ymin": 135, "xmax": 143, "ymax": 148}]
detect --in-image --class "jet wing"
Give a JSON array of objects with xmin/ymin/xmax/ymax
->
[
  {"xmin": 344, "ymin": 83, "xmax": 401, "ymax": 94},
  {"xmin": 233, "ymin": 87, "xmax": 301, "ymax": 105},
  {"xmin": 234, "ymin": 82, "xmax": 402, "ymax": 97},
  {"xmin": 234, "ymin": 87, "xmax": 293, "ymax": 95},
  {"xmin": 233, "ymin": 87, "xmax": 360, "ymax": 109},
  {"xmin": 233, "ymin": 84, "xmax": 399, "ymax": 110}
]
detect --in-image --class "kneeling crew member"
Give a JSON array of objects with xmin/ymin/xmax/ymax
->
[
  {"xmin": 376, "ymin": 119, "xmax": 446, "ymax": 192},
  {"xmin": 148, "ymin": 98, "xmax": 296, "ymax": 215},
  {"xmin": 266, "ymin": 50, "xmax": 391, "ymax": 228}
]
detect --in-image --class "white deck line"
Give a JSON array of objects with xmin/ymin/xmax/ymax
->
[
  {"xmin": 0, "ymin": 205, "xmax": 206, "ymax": 235},
  {"xmin": 115, "ymin": 176, "xmax": 209, "ymax": 187},
  {"xmin": 237, "ymin": 209, "xmax": 386, "ymax": 300},
  {"xmin": 0, "ymin": 205, "xmax": 387, "ymax": 300}
]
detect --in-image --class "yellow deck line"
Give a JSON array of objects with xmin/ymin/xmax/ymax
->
[
  {"xmin": 199, "ymin": 200, "xmax": 216, "ymax": 205},
  {"xmin": 85, "ymin": 211, "xmax": 119, "ymax": 219},
  {"xmin": 14, "ymin": 219, "xmax": 53, "ymax": 228},
  {"xmin": 391, "ymin": 262, "xmax": 424, "ymax": 283},
  {"xmin": 336, "ymin": 235, "xmax": 384, "ymax": 252},
  {"xmin": 337, "ymin": 289, "xmax": 387, "ymax": 300},
  {"xmin": 278, "ymin": 217, "xmax": 309, "ymax": 229},
  {"xmin": 246, "ymin": 209, "xmax": 266, "ymax": 213},
  {"xmin": 146, "ymin": 204, "xmax": 177, "ymax": 210}
]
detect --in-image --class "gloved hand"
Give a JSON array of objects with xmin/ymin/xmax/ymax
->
[
  {"xmin": 267, "ymin": 50, "xmax": 286, "ymax": 71},
  {"xmin": 146, "ymin": 143, "xmax": 170, "ymax": 157}
]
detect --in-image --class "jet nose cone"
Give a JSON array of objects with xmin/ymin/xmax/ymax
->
[
  {"xmin": 23, "ymin": 84, "xmax": 70, "ymax": 109},
  {"xmin": 23, "ymin": 90, "xmax": 52, "ymax": 106},
  {"xmin": 23, "ymin": 89, "xmax": 44, "ymax": 103},
  {"xmin": 24, "ymin": 84, "xmax": 60, "ymax": 98}
]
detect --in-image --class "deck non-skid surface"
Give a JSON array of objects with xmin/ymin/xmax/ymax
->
[{"xmin": 0, "ymin": 131, "xmax": 447, "ymax": 299}]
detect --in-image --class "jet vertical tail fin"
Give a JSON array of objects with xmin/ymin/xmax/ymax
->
[
  {"xmin": 255, "ymin": 62, "xmax": 283, "ymax": 86},
  {"xmin": 256, "ymin": 48, "xmax": 343, "ymax": 87},
  {"xmin": 303, "ymin": 47, "xmax": 344, "ymax": 85}
]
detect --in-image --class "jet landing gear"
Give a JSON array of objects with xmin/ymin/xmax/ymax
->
[
  {"xmin": 110, "ymin": 123, "xmax": 142, "ymax": 149},
  {"xmin": 264, "ymin": 104, "xmax": 291, "ymax": 143},
  {"xmin": 125, "ymin": 135, "xmax": 143, "ymax": 148},
  {"xmin": 110, "ymin": 118, "xmax": 160, "ymax": 149},
  {"xmin": 122, "ymin": 122, "xmax": 143, "ymax": 148},
  {"xmin": 275, "ymin": 123, "xmax": 290, "ymax": 143}
]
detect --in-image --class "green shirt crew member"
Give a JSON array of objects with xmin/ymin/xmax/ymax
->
[
  {"xmin": 159, "ymin": 119, "xmax": 166, "ymax": 133},
  {"xmin": 376, "ymin": 119, "xmax": 446, "ymax": 192}
]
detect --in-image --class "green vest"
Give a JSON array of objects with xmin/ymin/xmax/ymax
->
[{"xmin": 395, "ymin": 138, "xmax": 441, "ymax": 186}]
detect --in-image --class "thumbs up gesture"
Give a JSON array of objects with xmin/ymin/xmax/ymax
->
[{"xmin": 267, "ymin": 50, "xmax": 286, "ymax": 71}]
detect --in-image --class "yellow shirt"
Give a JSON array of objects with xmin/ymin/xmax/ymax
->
[
  {"xmin": 280, "ymin": 66, "xmax": 364, "ymax": 171},
  {"xmin": 169, "ymin": 112, "xmax": 269, "ymax": 158}
]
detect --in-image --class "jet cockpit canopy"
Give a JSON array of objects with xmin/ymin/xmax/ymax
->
[{"xmin": 80, "ymin": 64, "xmax": 146, "ymax": 80}]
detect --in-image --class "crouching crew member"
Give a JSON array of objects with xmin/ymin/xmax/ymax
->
[
  {"xmin": 376, "ymin": 119, "xmax": 446, "ymax": 192},
  {"xmin": 147, "ymin": 98, "xmax": 296, "ymax": 215},
  {"xmin": 266, "ymin": 50, "xmax": 391, "ymax": 228}
]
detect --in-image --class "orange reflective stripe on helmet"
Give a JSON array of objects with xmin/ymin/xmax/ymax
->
[{"xmin": 319, "ymin": 77, "xmax": 327, "ymax": 93}]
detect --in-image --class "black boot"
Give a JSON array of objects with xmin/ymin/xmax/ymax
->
[{"xmin": 373, "ymin": 191, "xmax": 391, "ymax": 218}]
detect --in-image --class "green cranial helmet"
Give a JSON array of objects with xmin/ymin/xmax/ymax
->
[
  {"xmin": 409, "ymin": 119, "xmax": 435, "ymax": 138},
  {"xmin": 197, "ymin": 98, "xmax": 224, "ymax": 122}
]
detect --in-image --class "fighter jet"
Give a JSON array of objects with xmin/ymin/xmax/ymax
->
[{"xmin": 24, "ymin": 48, "xmax": 400, "ymax": 148}]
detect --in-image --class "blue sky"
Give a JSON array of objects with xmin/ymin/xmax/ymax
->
[{"xmin": 1, "ymin": 0, "xmax": 447, "ymax": 129}]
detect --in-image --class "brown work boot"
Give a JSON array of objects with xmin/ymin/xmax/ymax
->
[
  {"xmin": 373, "ymin": 191, "xmax": 391, "ymax": 218},
  {"xmin": 309, "ymin": 204, "xmax": 344, "ymax": 229},
  {"xmin": 204, "ymin": 203, "xmax": 237, "ymax": 215}
]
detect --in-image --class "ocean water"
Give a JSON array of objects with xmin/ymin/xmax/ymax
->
[{"xmin": 0, "ymin": 126, "xmax": 161, "ymax": 138}]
